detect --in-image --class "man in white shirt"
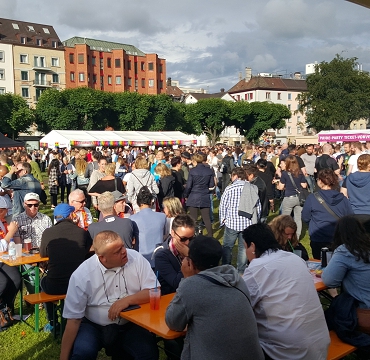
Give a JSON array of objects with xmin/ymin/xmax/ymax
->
[
  {"xmin": 347, "ymin": 141, "xmax": 363, "ymax": 175},
  {"xmin": 60, "ymin": 230, "xmax": 159, "ymax": 360}
]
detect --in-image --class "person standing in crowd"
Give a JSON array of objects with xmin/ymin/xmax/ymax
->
[
  {"xmin": 220, "ymin": 167, "xmax": 261, "ymax": 274},
  {"xmin": 347, "ymin": 141, "xmax": 363, "ymax": 175},
  {"xmin": 155, "ymin": 163, "xmax": 175, "ymax": 210},
  {"xmin": 275, "ymin": 155, "xmax": 307, "ymax": 238},
  {"xmin": 87, "ymin": 156, "xmax": 107, "ymax": 215},
  {"xmin": 150, "ymin": 150, "xmax": 167, "ymax": 182},
  {"xmin": 59, "ymin": 156, "xmax": 74, "ymax": 204},
  {"xmin": 1, "ymin": 162, "xmax": 41, "ymax": 216},
  {"xmin": 68, "ymin": 189, "xmax": 93, "ymax": 231},
  {"xmin": 183, "ymin": 153, "xmax": 215, "ymax": 236},
  {"xmin": 20, "ymin": 151, "xmax": 43, "ymax": 185},
  {"xmin": 303, "ymin": 169, "xmax": 353, "ymax": 259},
  {"xmin": 40, "ymin": 203, "xmax": 92, "ymax": 333},
  {"xmin": 336, "ymin": 142, "xmax": 351, "ymax": 185},
  {"xmin": 300, "ymin": 144, "xmax": 317, "ymax": 193},
  {"xmin": 220, "ymin": 151, "xmax": 235, "ymax": 194},
  {"xmin": 166, "ymin": 236, "xmax": 264, "ymax": 360},
  {"xmin": 242, "ymin": 223, "xmax": 330, "ymax": 360},
  {"xmin": 48, "ymin": 159, "xmax": 61, "ymax": 209},
  {"xmin": 170, "ymin": 157, "xmax": 186, "ymax": 202},
  {"xmin": 181, "ymin": 151, "xmax": 192, "ymax": 182},
  {"xmin": 315, "ymin": 143, "xmax": 341, "ymax": 179}
]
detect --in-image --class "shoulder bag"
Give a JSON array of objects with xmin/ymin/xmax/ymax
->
[
  {"xmin": 287, "ymin": 172, "xmax": 308, "ymax": 206},
  {"xmin": 313, "ymin": 192, "xmax": 340, "ymax": 220}
]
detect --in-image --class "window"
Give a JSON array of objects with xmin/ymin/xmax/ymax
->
[
  {"xmin": 34, "ymin": 56, "xmax": 46, "ymax": 67},
  {"xmin": 107, "ymin": 58, "xmax": 111, "ymax": 68},
  {"xmin": 297, "ymin": 127, "xmax": 301, "ymax": 134},
  {"xmin": 0, "ymin": 52, "xmax": 4, "ymax": 62},
  {"xmin": 43, "ymin": 28, "xmax": 50, "ymax": 34},
  {"xmin": 52, "ymin": 74, "xmax": 59, "ymax": 83},
  {"xmin": 297, "ymin": 116, "xmax": 301, "ymax": 123},
  {"xmin": 159, "ymin": 80, "xmax": 163, "ymax": 89},
  {"xmin": 0, "ymin": 69, "xmax": 4, "ymax": 80},
  {"xmin": 244, "ymin": 94, "xmax": 248, "ymax": 100},
  {"xmin": 115, "ymin": 58, "xmax": 121, "ymax": 68},
  {"xmin": 70, "ymin": 72, "xmax": 75, "ymax": 82},
  {"xmin": 277, "ymin": 129, "xmax": 282, "ymax": 134},
  {"xmin": 20, "ymin": 54, "xmax": 28, "ymax": 63},
  {"xmin": 36, "ymin": 38, "xmax": 42, "ymax": 46},
  {"xmin": 12, "ymin": 23, "xmax": 19, "ymax": 30},
  {"xmin": 51, "ymin": 40, "xmax": 57, "ymax": 48},
  {"xmin": 277, "ymin": 93, "xmax": 281, "ymax": 100},
  {"xmin": 141, "ymin": 78, "xmax": 145, "ymax": 87},
  {"xmin": 287, "ymin": 104, "xmax": 291, "ymax": 110},
  {"xmin": 159, "ymin": 64, "xmax": 163, "ymax": 73},
  {"xmin": 21, "ymin": 87, "xmax": 29, "ymax": 98},
  {"xmin": 135, "ymin": 79, "xmax": 138, "ymax": 89},
  {"xmin": 127, "ymin": 60, "xmax": 131, "ymax": 70},
  {"xmin": 21, "ymin": 71, "xmax": 28, "ymax": 81},
  {"xmin": 353, "ymin": 124, "xmax": 357, "ymax": 130},
  {"xmin": 27, "ymin": 25, "xmax": 35, "ymax": 32},
  {"xmin": 265, "ymin": 92, "xmax": 271, "ymax": 100},
  {"xmin": 116, "ymin": 76, "xmax": 121, "ymax": 85},
  {"xmin": 288, "ymin": 126, "xmax": 292, "ymax": 134},
  {"xmin": 69, "ymin": 53, "xmax": 74, "ymax": 64},
  {"xmin": 93, "ymin": 74, "xmax": 97, "ymax": 83},
  {"xmin": 288, "ymin": 117, "xmax": 292, "ymax": 123},
  {"xmin": 360, "ymin": 124, "xmax": 364, "ymax": 130},
  {"xmin": 92, "ymin": 56, "xmax": 96, "ymax": 66},
  {"xmin": 21, "ymin": 37, "xmax": 26, "ymax": 44},
  {"xmin": 148, "ymin": 79, "xmax": 154, "ymax": 88},
  {"xmin": 237, "ymin": 95, "xmax": 240, "ymax": 101},
  {"xmin": 250, "ymin": 93, "xmax": 253, "ymax": 100},
  {"xmin": 141, "ymin": 62, "xmax": 145, "ymax": 71},
  {"xmin": 288, "ymin": 93, "xmax": 292, "ymax": 100},
  {"xmin": 0, "ymin": 88, "xmax": 5, "ymax": 94},
  {"xmin": 100, "ymin": 58, "xmax": 103, "ymax": 70},
  {"xmin": 148, "ymin": 62, "xmax": 154, "ymax": 71},
  {"xmin": 79, "ymin": 72, "xmax": 85, "ymax": 82},
  {"xmin": 78, "ymin": 54, "xmax": 84, "ymax": 64},
  {"xmin": 127, "ymin": 77, "xmax": 132, "ymax": 86},
  {"xmin": 51, "ymin": 57, "xmax": 59, "ymax": 67},
  {"xmin": 307, "ymin": 128, "xmax": 312, "ymax": 134},
  {"xmin": 108, "ymin": 75, "xmax": 112, "ymax": 85}
]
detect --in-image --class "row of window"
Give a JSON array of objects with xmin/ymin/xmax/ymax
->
[
  {"xmin": 0, "ymin": 69, "xmax": 59, "ymax": 83},
  {"xmin": 69, "ymin": 72, "xmax": 163, "ymax": 88},
  {"xmin": 69, "ymin": 53, "xmax": 162, "ymax": 72},
  {"xmin": 277, "ymin": 127, "xmax": 302, "ymax": 135},
  {"xmin": 234, "ymin": 92, "xmax": 294, "ymax": 101},
  {"xmin": 19, "ymin": 54, "xmax": 60, "ymax": 67}
]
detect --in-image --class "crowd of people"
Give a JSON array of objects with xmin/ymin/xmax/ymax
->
[{"xmin": 0, "ymin": 141, "xmax": 369, "ymax": 359}]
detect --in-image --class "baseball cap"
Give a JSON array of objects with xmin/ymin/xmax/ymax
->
[
  {"xmin": 24, "ymin": 192, "xmax": 40, "ymax": 202},
  {"xmin": 181, "ymin": 151, "xmax": 191, "ymax": 160},
  {"xmin": 112, "ymin": 190, "xmax": 127, "ymax": 202},
  {"xmin": 54, "ymin": 204, "xmax": 75, "ymax": 222}
]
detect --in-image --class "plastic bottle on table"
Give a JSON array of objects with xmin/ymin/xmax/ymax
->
[{"xmin": 8, "ymin": 238, "xmax": 16, "ymax": 261}]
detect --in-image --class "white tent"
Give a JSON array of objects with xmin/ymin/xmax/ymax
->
[{"xmin": 39, "ymin": 130, "xmax": 197, "ymax": 149}]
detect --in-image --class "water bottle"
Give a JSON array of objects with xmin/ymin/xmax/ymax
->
[{"xmin": 8, "ymin": 238, "xmax": 16, "ymax": 261}]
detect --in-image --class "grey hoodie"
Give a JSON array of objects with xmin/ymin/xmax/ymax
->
[{"xmin": 166, "ymin": 265, "xmax": 264, "ymax": 360}]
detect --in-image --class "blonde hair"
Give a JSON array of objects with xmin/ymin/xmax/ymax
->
[
  {"xmin": 155, "ymin": 163, "xmax": 171, "ymax": 177},
  {"xmin": 75, "ymin": 158, "xmax": 87, "ymax": 175},
  {"xmin": 162, "ymin": 197, "xmax": 184, "ymax": 218},
  {"xmin": 357, "ymin": 154, "xmax": 370, "ymax": 171},
  {"xmin": 192, "ymin": 153, "xmax": 204, "ymax": 164},
  {"xmin": 135, "ymin": 157, "xmax": 149, "ymax": 170},
  {"xmin": 104, "ymin": 163, "xmax": 116, "ymax": 176}
]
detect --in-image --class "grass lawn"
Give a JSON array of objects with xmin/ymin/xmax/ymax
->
[{"xmin": 0, "ymin": 180, "xmax": 357, "ymax": 359}]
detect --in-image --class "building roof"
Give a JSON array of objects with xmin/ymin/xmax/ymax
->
[
  {"xmin": 166, "ymin": 85, "xmax": 184, "ymax": 97},
  {"xmin": 0, "ymin": 17, "xmax": 63, "ymax": 48},
  {"xmin": 346, "ymin": 0, "xmax": 370, "ymax": 9},
  {"xmin": 63, "ymin": 36, "xmax": 146, "ymax": 56},
  {"xmin": 228, "ymin": 76, "xmax": 307, "ymax": 93}
]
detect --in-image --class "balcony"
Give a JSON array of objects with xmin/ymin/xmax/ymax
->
[
  {"xmin": 33, "ymin": 80, "xmax": 51, "ymax": 87},
  {"xmin": 32, "ymin": 63, "xmax": 52, "ymax": 71}
]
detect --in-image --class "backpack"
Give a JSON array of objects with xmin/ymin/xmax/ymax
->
[
  {"xmin": 131, "ymin": 171, "xmax": 157, "ymax": 200},
  {"xmin": 220, "ymin": 157, "xmax": 231, "ymax": 174}
]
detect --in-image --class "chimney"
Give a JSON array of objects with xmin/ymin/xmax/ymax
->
[
  {"xmin": 294, "ymin": 72, "xmax": 301, "ymax": 80},
  {"xmin": 245, "ymin": 67, "xmax": 252, "ymax": 82},
  {"xmin": 166, "ymin": 77, "xmax": 172, "ymax": 86},
  {"xmin": 220, "ymin": 88, "xmax": 225, "ymax": 93},
  {"xmin": 239, "ymin": 71, "xmax": 242, "ymax": 80}
]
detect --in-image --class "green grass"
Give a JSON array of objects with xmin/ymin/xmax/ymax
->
[{"xmin": 0, "ymin": 179, "xmax": 357, "ymax": 359}]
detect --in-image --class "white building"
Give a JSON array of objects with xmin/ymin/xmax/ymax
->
[{"xmin": 0, "ymin": 43, "xmax": 14, "ymax": 94}]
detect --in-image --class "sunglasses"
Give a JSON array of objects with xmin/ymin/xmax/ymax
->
[
  {"xmin": 25, "ymin": 203, "xmax": 40, "ymax": 208},
  {"xmin": 73, "ymin": 199, "xmax": 86, "ymax": 204},
  {"xmin": 173, "ymin": 228, "xmax": 195, "ymax": 243}
]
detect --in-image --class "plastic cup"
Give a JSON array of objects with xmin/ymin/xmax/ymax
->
[
  {"xmin": 15, "ymin": 244, "xmax": 23, "ymax": 257},
  {"xmin": 149, "ymin": 288, "xmax": 161, "ymax": 310},
  {"xmin": 24, "ymin": 239, "xmax": 32, "ymax": 251}
]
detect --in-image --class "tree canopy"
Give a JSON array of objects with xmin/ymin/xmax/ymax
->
[
  {"xmin": 297, "ymin": 55, "xmax": 370, "ymax": 131},
  {"xmin": 0, "ymin": 93, "xmax": 34, "ymax": 138}
]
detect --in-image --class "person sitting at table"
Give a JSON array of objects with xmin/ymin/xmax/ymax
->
[
  {"xmin": 268, "ymin": 214, "xmax": 309, "ymax": 260},
  {"xmin": 242, "ymin": 223, "xmax": 330, "ymax": 360},
  {"xmin": 322, "ymin": 216, "xmax": 370, "ymax": 334},
  {"xmin": 0, "ymin": 196, "xmax": 20, "ymax": 317},
  {"xmin": 166, "ymin": 235, "xmax": 264, "ymax": 360},
  {"xmin": 60, "ymin": 230, "xmax": 159, "ymax": 360}
]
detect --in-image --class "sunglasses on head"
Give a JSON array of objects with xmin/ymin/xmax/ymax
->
[
  {"xmin": 25, "ymin": 203, "xmax": 39, "ymax": 208},
  {"xmin": 173, "ymin": 229, "xmax": 195, "ymax": 243}
]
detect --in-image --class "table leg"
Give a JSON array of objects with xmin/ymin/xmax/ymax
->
[
  {"xmin": 34, "ymin": 265, "xmax": 40, "ymax": 332},
  {"xmin": 19, "ymin": 265, "xmax": 23, "ymax": 321}
]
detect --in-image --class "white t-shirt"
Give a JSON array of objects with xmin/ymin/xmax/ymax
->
[{"xmin": 348, "ymin": 153, "xmax": 362, "ymax": 173}]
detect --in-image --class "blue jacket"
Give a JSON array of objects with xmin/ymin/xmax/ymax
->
[
  {"xmin": 345, "ymin": 172, "xmax": 370, "ymax": 214},
  {"xmin": 183, "ymin": 164, "xmax": 215, "ymax": 208},
  {"xmin": 302, "ymin": 189, "xmax": 353, "ymax": 243}
]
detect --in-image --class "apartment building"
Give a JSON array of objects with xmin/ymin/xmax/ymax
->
[
  {"xmin": 228, "ymin": 68, "xmax": 310, "ymax": 144},
  {"xmin": 0, "ymin": 18, "xmax": 66, "ymax": 107},
  {"xmin": 63, "ymin": 37, "xmax": 166, "ymax": 95}
]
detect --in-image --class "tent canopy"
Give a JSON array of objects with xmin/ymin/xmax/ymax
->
[
  {"xmin": 39, "ymin": 130, "xmax": 197, "ymax": 149},
  {"xmin": 318, "ymin": 130, "xmax": 370, "ymax": 143},
  {"xmin": 0, "ymin": 132, "xmax": 25, "ymax": 148}
]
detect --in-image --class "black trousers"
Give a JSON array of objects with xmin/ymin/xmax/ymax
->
[
  {"xmin": 188, "ymin": 207, "xmax": 213, "ymax": 236},
  {"xmin": 0, "ymin": 263, "xmax": 21, "ymax": 312}
]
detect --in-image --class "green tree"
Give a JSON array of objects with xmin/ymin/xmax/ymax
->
[
  {"xmin": 185, "ymin": 98, "xmax": 231, "ymax": 146},
  {"xmin": 0, "ymin": 93, "xmax": 34, "ymax": 138},
  {"xmin": 297, "ymin": 55, "xmax": 370, "ymax": 131}
]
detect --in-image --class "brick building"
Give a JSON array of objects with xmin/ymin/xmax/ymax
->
[{"xmin": 63, "ymin": 37, "xmax": 166, "ymax": 94}]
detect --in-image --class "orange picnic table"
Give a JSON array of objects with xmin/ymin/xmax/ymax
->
[
  {"xmin": 1, "ymin": 252, "xmax": 48, "ymax": 332},
  {"xmin": 120, "ymin": 293, "xmax": 185, "ymax": 339}
]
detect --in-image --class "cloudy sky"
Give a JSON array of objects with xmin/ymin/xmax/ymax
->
[{"xmin": 3, "ymin": 0, "xmax": 370, "ymax": 92}]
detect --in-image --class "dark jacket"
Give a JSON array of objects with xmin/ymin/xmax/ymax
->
[
  {"xmin": 250, "ymin": 176, "xmax": 269, "ymax": 218},
  {"xmin": 183, "ymin": 164, "xmax": 215, "ymax": 208},
  {"xmin": 154, "ymin": 238, "xmax": 183, "ymax": 295},
  {"xmin": 172, "ymin": 169, "xmax": 185, "ymax": 199},
  {"xmin": 302, "ymin": 189, "xmax": 353, "ymax": 243},
  {"xmin": 345, "ymin": 172, "xmax": 370, "ymax": 214},
  {"xmin": 158, "ymin": 175, "xmax": 175, "ymax": 206}
]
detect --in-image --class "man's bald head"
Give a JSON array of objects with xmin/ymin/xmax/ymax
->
[{"xmin": 0, "ymin": 165, "xmax": 8, "ymax": 179}]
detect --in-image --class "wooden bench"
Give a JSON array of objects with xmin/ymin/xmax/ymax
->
[
  {"xmin": 327, "ymin": 330, "xmax": 357, "ymax": 360},
  {"xmin": 24, "ymin": 292, "xmax": 66, "ymax": 339}
]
